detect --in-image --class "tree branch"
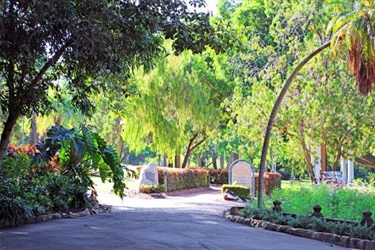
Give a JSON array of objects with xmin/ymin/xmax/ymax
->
[
  {"xmin": 189, "ymin": 134, "xmax": 208, "ymax": 152},
  {"xmin": 20, "ymin": 44, "xmax": 68, "ymax": 107}
]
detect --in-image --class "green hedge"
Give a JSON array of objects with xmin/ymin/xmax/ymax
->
[
  {"xmin": 255, "ymin": 172, "xmax": 282, "ymax": 195},
  {"xmin": 136, "ymin": 166, "xmax": 281, "ymax": 195},
  {"xmin": 158, "ymin": 167, "xmax": 208, "ymax": 192},
  {"xmin": 210, "ymin": 170, "xmax": 281, "ymax": 195},
  {"xmin": 140, "ymin": 184, "xmax": 164, "ymax": 193},
  {"xmin": 221, "ymin": 184, "xmax": 250, "ymax": 199},
  {"xmin": 209, "ymin": 169, "xmax": 228, "ymax": 184}
]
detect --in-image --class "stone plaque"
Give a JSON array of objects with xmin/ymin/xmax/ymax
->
[{"xmin": 137, "ymin": 163, "xmax": 159, "ymax": 193}]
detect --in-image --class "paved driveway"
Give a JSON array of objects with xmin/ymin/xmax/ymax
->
[{"xmin": 0, "ymin": 188, "xmax": 346, "ymax": 250}]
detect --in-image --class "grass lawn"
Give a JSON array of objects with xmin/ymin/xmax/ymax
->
[
  {"xmin": 281, "ymin": 180, "xmax": 312, "ymax": 189},
  {"xmin": 91, "ymin": 175, "xmax": 138, "ymax": 193}
]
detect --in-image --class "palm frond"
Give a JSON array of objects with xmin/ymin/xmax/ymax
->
[{"xmin": 329, "ymin": 0, "xmax": 375, "ymax": 94}]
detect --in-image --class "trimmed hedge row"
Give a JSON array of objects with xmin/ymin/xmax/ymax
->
[
  {"xmin": 209, "ymin": 169, "xmax": 281, "ymax": 195},
  {"xmin": 255, "ymin": 172, "xmax": 282, "ymax": 195},
  {"xmin": 136, "ymin": 166, "xmax": 209, "ymax": 192},
  {"xmin": 158, "ymin": 167, "xmax": 209, "ymax": 192},
  {"xmin": 209, "ymin": 169, "xmax": 228, "ymax": 184},
  {"xmin": 136, "ymin": 166, "xmax": 281, "ymax": 194},
  {"xmin": 221, "ymin": 184, "xmax": 250, "ymax": 199}
]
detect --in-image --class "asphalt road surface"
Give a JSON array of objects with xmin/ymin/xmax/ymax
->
[{"xmin": 0, "ymin": 188, "xmax": 347, "ymax": 250}]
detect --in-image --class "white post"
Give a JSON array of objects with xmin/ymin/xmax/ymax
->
[
  {"xmin": 341, "ymin": 158, "xmax": 348, "ymax": 184},
  {"xmin": 347, "ymin": 160, "xmax": 354, "ymax": 184},
  {"xmin": 270, "ymin": 148, "xmax": 276, "ymax": 172},
  {"xmin": 314, "ymin": 147, "xmax": 321, "ymax": 183},
  {"xmin": 314, "ymin": 161, "xmax": 321, "ymax": 183}
]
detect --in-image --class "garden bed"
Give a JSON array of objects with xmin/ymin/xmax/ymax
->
[
  {"xmin": 0, "ymin": 204, "xmax": 111, "ymax": 229},
  {"xmin": 224, "ymin": 209, "xmax": 375, "ymax": 250}
]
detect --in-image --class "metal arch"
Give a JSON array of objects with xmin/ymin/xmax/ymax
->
[{"xmin": 228, "ymin": 159, "xmax": 256, "ymax": 199}]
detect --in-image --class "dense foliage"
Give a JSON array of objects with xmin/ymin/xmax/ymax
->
[
  {"xmin": 263, "ymin": 183, "xmax": 375, "ymax": 221},
  {"xmin": 0, "ymin": 0, "xmax": 221, "ymax": 166},
  {"xmin": 241, "ymin": 203, "xmax": 375, "ymax": 240},
  {"xmin": 0, "ymin": 125, "xmax": 124, "ymax": 226},
  {"xmin": 158, "ymin": 167, "xmax": 209, "ymax": 192},
  {"xmin": 221, "ymin": 184, "xmax": 251, "ymax": 199},
  {"xmin": 209, "ymin": 169, "xmax": 228, "ymax": 184}
]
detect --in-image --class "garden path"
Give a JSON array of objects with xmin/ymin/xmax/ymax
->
[{"xmin": 0, "ymin": 187, "xmax": 347, "ymax": 250}]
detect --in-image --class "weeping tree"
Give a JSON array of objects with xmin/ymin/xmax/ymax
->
[
  {"xmin": 258, "ymin": 0, "xmax": 375, "ymax": 208},
  {"xmin": 120, "ymin": 47, "xmax": 231, "ymax": 168},
  {"xmin": 0, "ymin": 0, "xmax": 220, "ymax": 167}
]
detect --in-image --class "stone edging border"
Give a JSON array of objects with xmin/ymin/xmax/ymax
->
[
  {"xmin": 223, "ymin": 210, "xmax": 375, "ymax": 250},
  {"xmin": 0, "ymin": 205, "xmax": 111, "ymax": 229}
]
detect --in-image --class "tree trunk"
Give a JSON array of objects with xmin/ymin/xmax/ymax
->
[
  {"xmin": 0, "ymin": 113, "xmax": 21, "ymax": 167},
  {"xmin": 332, "ymin": 149, "xmax": 341, "ymax": 171},
  {"xmin": 162, "ymin": 155, "xmax": 167, "ymax": 167},
  {"xmin": 332, "ymin": 128, "xmax": 353, "ymax": 171},
  {"xmin": 228, "ymin": 152, "xmax": 239, "ymax": 168},
  {"xmin": 298, "ymin": 120, "xmax": 315, "ymax": 182},
  {"xmin": 196, "ymin": 153, "xmax": 202, "ymax": 167},
  {"xmin": 168, "ymin": 161, "xmax": 173, "ymax": 168},
  {"xmin": 181, "ymin": 133, "xmax": 208, "ymax": 168},
  {"xmin": 174, "ymin": 154, "xmax": 181, "ymax": 168},
  {"xmin": 258, "ymin": 41, "xmax": 331, "ymax": 209},
  {"xmin": 219, "ymin": 155, "xmax": 224, "ymax": 169},
  {"xmin": 29, "ymin": 111, "xmax": 38, "ymax": 144},
  {"xmin": 200, "ymin": 152, "xmax": 206, "ymax": 167},
  {"xmin": 116, "ymin": 119, "xmax": 124, "ymax": 158},
  {"xmin": 212, "ymin": 148, "xmax": 218, "ymax": 169},
  {"xmin": 320, "ymin": 142, "xmax": 327, "ymax": 171}
]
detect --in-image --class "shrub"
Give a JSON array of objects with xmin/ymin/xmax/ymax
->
[
  {"xmin": 254, "ymin": 172, "xmax": 282, "ymax": 195},
  {"xmin": 158, "ymin": 167, "xmax": 208, "ymax": 192},
  {"xmin": 209, "ymin": 169, "xmax": 228, "ymax": 184},
  {"xmin": 136, "ymin": 166, "xmax": 209, "ymax": 192},
  {"xmin": 0, "ymin": 124, "xmax": 124, "ymax": 223},
  {"xmin": 241, "ymin": 203, "xmax": 375, "ymax": 240},
  {"xmin": 221, "ymin": 184, "xmax": 250, "ymax": 199},
  {"xmin": 278, "ymin": 168, "xmax": 291, "ymax": 180},
  {"xmin": 140, "ymin": 184, "xmax": 164, "ymax": 193},
  {"xmin": 240, "ymin": 202, "xmax": 272, "ymax": 219},
  {"xmin": 0, "ymin": 196, "xmax": 33, "ymax": 226},
  {"xmin": 265, "ymin": 184, "xmax": 375, "ymax": 221}
]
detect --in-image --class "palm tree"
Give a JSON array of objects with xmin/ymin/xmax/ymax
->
[
  {"xmin": 258, "ymin": 0, "xmax": 375, "ymax": 208},
  {"xmin": 330, "ymin": 0, "xmax": 375, "ymax": 95}
]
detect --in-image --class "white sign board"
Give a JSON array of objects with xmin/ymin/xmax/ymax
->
[{"xmin": 228, "ymin": 160, "xmax": 255, "ymax": 198}]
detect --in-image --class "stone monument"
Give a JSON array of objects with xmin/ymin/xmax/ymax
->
[{"xmin": 137, "ymin": 163, "xmax": 159, "ymax": 193}]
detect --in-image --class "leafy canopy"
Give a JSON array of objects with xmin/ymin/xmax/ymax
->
[
  {"xmin": 0, "ymin": 0, "xmax": 223, "ymax": 166},
  {"xmin": 0, "ymin": 0, "xmax": 217, "ymax": 117}
]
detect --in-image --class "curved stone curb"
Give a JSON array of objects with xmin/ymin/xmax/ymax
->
[
  {"xmin": 223, "ymin": 211, "xmax": 375, "ymax": 250},
  {"xmin": 0, "ymin": 212, "xmax": 63, "ymax": 228},
  {"xmin": 0, "ymin": 205, "xmax": 112, "ymax": 229}
]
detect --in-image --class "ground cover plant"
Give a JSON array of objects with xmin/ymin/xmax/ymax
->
[
  {"xmin": 240, "ymin": 203, "xmax": 375, "ymax": 241},
  {"xmin": 263, "ymin": 182, "xmax": 375, "ymax": 221},
  {"xmin": 0, "ymin": 125, "xmax": 125, "ymax": 226}
]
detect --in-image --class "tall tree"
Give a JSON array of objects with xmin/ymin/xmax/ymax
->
[
  {"xmin": 0, "ymin": 0, "xmax": 218, "ymax": 167},
  {"xmin": 258, "ymin": 0, "xmax": 375, "ymax": 208},
  {"xmin": 120, "ymin": 46, "xmax": 232, "ymax": 168}
]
